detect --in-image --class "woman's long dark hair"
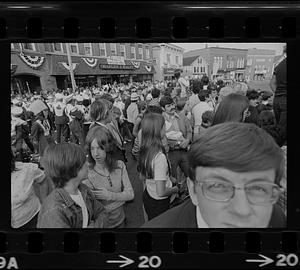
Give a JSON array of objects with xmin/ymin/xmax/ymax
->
[
  {"xmin": 138, "ymin": 113, "xmax": 170, "ymax": 179},
  {"xmin": 212, "ymin": 93, "xmax": 249, "ymax": 125},
  {"xmin": 85, "ymin": 125, "xmax": 119, "ymax": 173}
]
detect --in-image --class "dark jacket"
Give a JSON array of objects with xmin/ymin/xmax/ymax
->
[
  {"xmin": 141, "ymin": 199, "xmax": 286, "ymax": 228},
  {"xmin": 37, "ymin": 183, "xmax": 109, "ymax": 228}
]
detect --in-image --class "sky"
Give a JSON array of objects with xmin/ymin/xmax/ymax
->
[{"xmin": 171, "ymin": 43, "xmax": 285, "ymax": 56}]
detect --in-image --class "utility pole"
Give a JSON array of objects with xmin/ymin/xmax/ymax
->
[{"xmin": 66, "ymin": 43, "xmax": 77, "ymax": 92}]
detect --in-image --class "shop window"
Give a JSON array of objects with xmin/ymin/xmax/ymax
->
[
  {"xmin": 53, "ymin": 43, "xmax": 62, "ymax": 52},
  {"xmin": 120, "ymin": 44, "xmax": 125, "ymax": 57},
  {"xmin": 21, "ymin": 43, "xmax": 36, "ymax": 51},
  {"xmin": 110, "ymin": 43, "xmax": 117, "ymax": 56},
  {"xmin": 84, "ymin": 43, "xmax": 92, "ymax": 56},
  {"xmin": 99, "ymin": 43, "xmax": 106, "ymax": 56},
  {"xmin": 70, "ymin": 43, "xmax": 79, "ymax": 54}
]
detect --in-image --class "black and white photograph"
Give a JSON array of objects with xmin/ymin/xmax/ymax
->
[{"xmin": 11, "ymin": 42, "xmax": 287, "ymax": 229}]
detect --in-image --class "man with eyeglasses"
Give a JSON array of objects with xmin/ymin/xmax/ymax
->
[{"xmin": 142, "ymin": 122, "xmax": 286, "ymax": 228}]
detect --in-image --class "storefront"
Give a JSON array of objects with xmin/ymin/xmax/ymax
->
[
  {"xmin": 11, "ymin": 51, "xmax": 56, "ymax": 94},
  {"xmin": 50, "ymin": 55, "xmax": 155, "ymax": 87},
  {"xmin": 163, "ymin": 68, "xmax": 181, "ymax": 81}
]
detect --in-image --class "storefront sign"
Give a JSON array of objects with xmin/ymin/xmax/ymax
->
[
  {"xmin": 163, "ymin": 68, "xmax": 176, "ymax": 74},
  {"xmin": 107, "ymin": 56, "xmax": 125, "ymax": 65},
  {"xmin": 99, "ymin": 64, "xmax": 134, "ymax": 70}
]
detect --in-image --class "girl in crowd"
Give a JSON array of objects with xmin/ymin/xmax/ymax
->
[
  {"xmin": 89, "ymin": 99, "xmax": 126, "ymax": 162},
  {"xmin": 11, "ymin": 150, "xmax": 53, "ymax": 228},
  {"xmin": 28, "ymin": 100, "xmax": 53, "ymax": 157},
  {"xmin": 84, "ymin": 126, "xmax": 134, "ymax": 228},
  {"xmin": 132, "ymin": 101, "xmax": 147, "ymax": 138},
  {"xmin": 37, "ymin": 143, "xmax": 109, "ymax": 228},
  {"xmin": 212, "ymin": 93, "xmax": 250, "ymax": 125},
  {"xmin": 138, "ymin": 113, "xmax": 178, "ymax": 220}
]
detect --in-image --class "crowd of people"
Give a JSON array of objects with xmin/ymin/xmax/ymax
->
[{"xmin": 11, "ymin": 58, "xmax": 287, "ymax": 228}]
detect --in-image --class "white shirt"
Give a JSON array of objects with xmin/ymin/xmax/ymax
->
[
  {"xmin": 145, "ymin": 152, "xmax": 172, "ymax": 200},
  {"xmin": 126, "ymin": 102, "xmax": 139, "ymax": 124},
  {"xmin": 192, "ymin": 101, "xmax": 213, "ymax": 129},
  {"xmin": 11, "ymin": 162, "xmax": 45, "ymax": 228},
  {"xmin": 53, "ymin": 101, "xmax": 66, "ymax": 117},
  {"xmin": 70, "ymin": 190, "xmax": 88, "ymax": 228},
  {"xmin": 177, "ymin": 77, "xmax": 189, "ymax": 98}
]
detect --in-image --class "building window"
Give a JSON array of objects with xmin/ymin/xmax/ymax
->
[
  {"xmin": 130, "ymin": 44, "xmax": 136, "ymax": 59},
  {"xmin": 198, "ymin": 58, "xmax": 203, "ymax": 64},
  {"xmin": 167, "ymin": 54, "xmax": 171, "ymax": 64},
  {"xmin": 84, "ymin": 43, "xmax": 92, "ymax": 55},
  {"xmin": 247, "ymin": 58, "xmax": 253, "ymax": 66},
  {"xmin": 53, "ymin": 43, "xmax": 62, "ymax": 52},
  {"xmin": 99, "ymin": 43, "xmax": 106, "ymax": 56},
  {"xmin": 70, "ymin": 43, "xmax": 79, "ymax": 54},
  {"xmin": 110, "ymin": 43, "xmax": 117, "ymax": 56},
  {"xmin": 138, "ymin": 44, "xmax": 143, "ymax": 59},
  {"xmin": 120, "ymin": 44, "xmax": 125, "ymax": 57},
  {"xmin": 21, "ymin": 43, "xmax": 36, "ymax": 51},
  {"xmin": 193, "ymin": 66, "xmax": 197, "ymax": 73},
  {"xmin": 11, "ymin": 43, "xmax": 14, "ymax": 50},
  {"xmin": 175, "ymin": 56, "xmax": 179, "ymax": 64},
  {"xmin": 145, "ymin": 47, "xmax": 150, "ymax": 59}
]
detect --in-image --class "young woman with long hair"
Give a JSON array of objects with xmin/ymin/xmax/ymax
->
[
  {"xmin": 84, "ymin": 126, "xmax": 134, "ymax": 228},
  {"xmin": 138, "ymin": 113, "xmax": 178, "ymax": 220}
]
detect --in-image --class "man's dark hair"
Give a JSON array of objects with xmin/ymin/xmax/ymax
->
[
  {"xmin": 151, "ymin": 88, "xmax": 160, "ymax": 98},
  {"xmin": 198, "ymin": 90, "xmax": 209, "ymax": 102},
  {"xmin": 201, "ymin": 75, "xmax": 209, "ymax": 85},
  {"xmin": 246, "ymin": 90, "xmax": 260, "ymax": 101},
  {"xmin": 190, "ymin": 79, "xmax": 203, "ymax": 94},
  {"xmin": 159, "ymin": 95, "xmax": 174, "ymax": 108}
]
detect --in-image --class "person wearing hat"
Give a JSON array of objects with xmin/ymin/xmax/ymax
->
[
  {"xmin": 28, "ymin": 100, "xmax": 53, "ymax": 157},
  {"xmin": 126, "ymin": 92, "xmax": 140, "ymax": 137},
  {"xmin": 53, "ymin": 93, "xmax": 69, "ymax": 143}
]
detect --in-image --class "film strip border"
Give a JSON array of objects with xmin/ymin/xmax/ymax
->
[{"xmin": 0, "ymin": 2, "xmax": 299, "ymax": 39}]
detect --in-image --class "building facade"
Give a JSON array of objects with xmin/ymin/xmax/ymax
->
[
  {"xmin": 152, "ymin": 43, "xmax": 184, "ymax": 81},
  {"xmin": 11, "ymin": 43, "xmax": 155, "ymax": 94},
  {"xmin": 183, "ymin": 47, "xmax": 248, "ymax": 82},
  {"xmin": 182, "ymin": 55, "xmax": 209, "ymax": 78},
  {"xmin": 244, "ymin": 48, "xmax": 276, "ymax": 82}
]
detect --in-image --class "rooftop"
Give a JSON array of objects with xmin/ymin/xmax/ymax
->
[{"xmin": 183, "ymin": 55, "xmax": 199, "ymax": 66}]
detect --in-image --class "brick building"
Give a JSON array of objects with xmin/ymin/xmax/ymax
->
[
  {"xmin": 11, "ymin": 43, "xmax": 155, "ymax": 94},
  {"xmin": 183, "ymin": 46, "xmax": 248, "ymax": 82}
]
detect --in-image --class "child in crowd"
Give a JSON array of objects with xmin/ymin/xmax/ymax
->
[{"xmin": 37, "ymin": 143, "xmax": 109, "ymax": 228}]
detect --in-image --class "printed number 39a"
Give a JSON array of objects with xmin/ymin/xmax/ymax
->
[
  {"xmin": 276, "ymin": 254, "xmax": 299, "ymax": 267},
  {"xmin": 138, "ymin": 256, "xmax": 162, "ymax": 268}
]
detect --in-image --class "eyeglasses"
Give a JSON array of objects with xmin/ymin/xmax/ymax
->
[{"xmin": 197, "ymin": 179, "xmax": 284, "ymax": 205}]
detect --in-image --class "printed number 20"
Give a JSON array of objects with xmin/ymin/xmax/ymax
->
[
  {"xmin": 276, "ymin": 254, "xmax": 299, "ymax": 267},
  {"xmin": 138, "ymin": 256, "xmax": 162, "ymax": 268}
]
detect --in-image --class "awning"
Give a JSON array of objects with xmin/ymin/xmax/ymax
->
[{"xmin": 49, "ymin": 55, "xmax": 155, "ymax": 76}]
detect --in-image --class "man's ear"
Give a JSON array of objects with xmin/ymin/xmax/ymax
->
[{"xmin": 187, "ymin": 177, "xmax": 199, "ymax": 206}]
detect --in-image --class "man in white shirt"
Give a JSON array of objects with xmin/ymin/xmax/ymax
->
[
  {"xmin": 191, "ymin": 90, "xmax": 213, "ymax": 139},
  {"xmin": 174, "ymin": 69, "xmax": 189, "ymax": 98},
  {"xmin": 126, "ymin": 93, "xmax": 139, "ymax": 135}
]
